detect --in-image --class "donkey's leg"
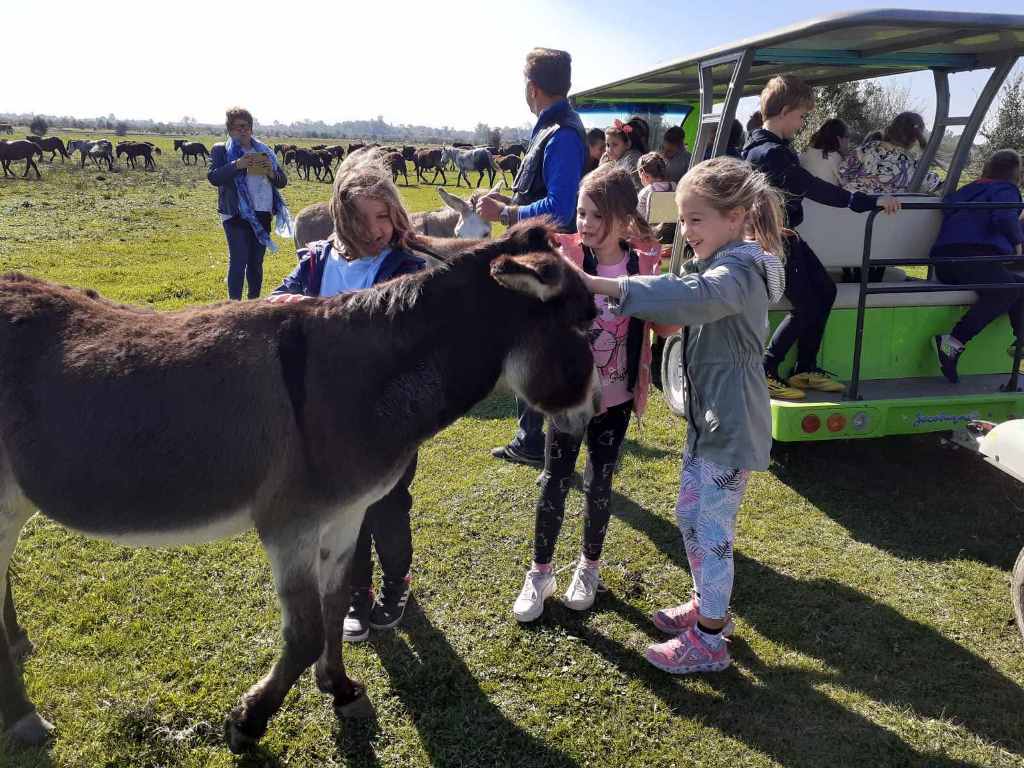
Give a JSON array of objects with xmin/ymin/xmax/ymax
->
[
  {"xmin": 225, "ymin": 525, "xmax": 323, "ymax": 753},
  {"xmin": 313, "ymin": 510, "xmax": 374, "ymax": 718},
  {"xmin": 4, "ymin": 571, "xmax": 32, "ymax": 659},
  {"xmin": 0, "ymin": 495, "xmax": 51, "ymax": 746}
]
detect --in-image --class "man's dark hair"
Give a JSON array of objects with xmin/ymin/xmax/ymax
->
[
  {"xmin": 586, "ymin": 127, "xmax": 606, "ymax": 146},
  {"xmin": 983, "ymin": 149, "xmax": 1021, "ymax": 182},
  {"xmin": 663, "ymin": 126, "xmax": 685, "ymax": 146},
  {"xmin": 524, "ymin": 48, "xmax": 572, "ymax": 97}
]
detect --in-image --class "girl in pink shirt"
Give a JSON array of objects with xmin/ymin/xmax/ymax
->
[{"xmin": 513, "ymin": 164, "xmax": 677, "ymax": 622}]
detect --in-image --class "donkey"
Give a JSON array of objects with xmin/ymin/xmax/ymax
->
[
  {"xmin": 174, "ymin": 139, "xmax": 209, "ymax": 165},
  {"xmin": 25, "ymin": 136, "xmax": 69, "ymax": 162},
  {"xmin": 0, "ymin": 221, "xmax": 599, "ymax": 751},
  {"xmin": 444, "ymin": 147, "xmax": 498, "ymax": 189},
  {"xmin": 0, "ymin": 140, "xmax": 43, "ymax": 179}
]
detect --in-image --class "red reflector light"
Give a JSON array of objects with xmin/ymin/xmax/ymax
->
[
  {"xmin": 801, "ymin": 415, "xmax": 821, "ymax": 433},
  {"xmin": 827, "ymin": 414, "xmax": 846, "ymax": 432}
]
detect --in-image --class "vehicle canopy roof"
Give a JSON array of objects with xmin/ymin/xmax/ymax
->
[{"xmin": 571, "ymin": 9, "xmax": 1024, "ymax": 108}]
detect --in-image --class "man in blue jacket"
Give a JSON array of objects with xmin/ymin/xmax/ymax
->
[
  {"xmin": 479, "ymin": 47, "xmax": 587, "ymax": 468},
  {"xmin": 933, "ymin": 149, "xmax": 1024, "ymax": 382}
]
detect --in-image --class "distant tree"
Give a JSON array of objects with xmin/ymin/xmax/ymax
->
[
  {"xmin": 29, "ymin": 115, "xmax": 48, "ymax": 136},
  {"xmin": 114, "ymin": 121, "xmax": 130, "ymax": 136},
  {"xmin": 980, "ymin": 71, "xmax": 1024, "ymax": 157},
  {"xmin": 488, "ymin": 127, "xmax": 502, "ymax": 148},
  {"xmin": 797, "ymin": 80, "xmax": 916, "ymax": 150},
  {"xmin": 474, "ymin": 122, "xmax": 491, "ymax": 144}
]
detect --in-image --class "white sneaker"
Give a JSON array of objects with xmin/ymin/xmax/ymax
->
[
  {"xmin": 563, "ymin": 561, "xmax": 602, "ymax": 611},
  {"xmin": 513, "ymin": 568, "xmax": 556, "ymax": 622}
]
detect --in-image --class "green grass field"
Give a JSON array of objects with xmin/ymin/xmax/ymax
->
[{"xmin": 1, "ymin": 131, "xmax": 1024, "ymax": 768}]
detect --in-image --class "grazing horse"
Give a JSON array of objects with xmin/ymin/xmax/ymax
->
[
  {"xmin": 384, "ymin": 151, "xmax": 408, "ymax": 185},
  {"xmin": 0, "ymin": 140, "xmax": 43, "ymax": 179},
  {"xmin": 346, "ymin": 142, "xmax": 365, "ymax": 156},
  {"xmin": 502, "ymin": 142, "xmax": 526, "ymax": 157},
  {"xmin": 445, "ymin": 147, "xmax": 498, "ymax": 188},
  {"xmin": 413, "ymin": 148, "xmax": 447, "ymax": 185},
  {"xmin": 0, "ymin": 123, "xmax": 13, "ymax": 134},
  {"xmin": 0, "ymin": 221, "xmax": 599, "ymax": 751},
  {"xmin": 117, "ymin": 141, "xmax": 161, "ymax": 171},
  {"xmin": 26, "ymin": 136, "xmax": 69, "ymax": 162},
  {"xmin": 174, "ymin": 140, "xmax": 209, "ymax": 165},
  {"xmin": 495, "ymin": 154, "xmax": 521, "ymax": 186},
  {"xmin": 402, "ymin": 145, "xmax": 416, "ymax": 161}
]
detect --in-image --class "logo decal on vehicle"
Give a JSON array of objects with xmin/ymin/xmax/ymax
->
[{"xmin": 912, "ymin": 411, "xmax": 980, "ymax": 428}]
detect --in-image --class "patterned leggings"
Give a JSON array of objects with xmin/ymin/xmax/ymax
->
[{"xmin": 675, "ymin": 453, "xmax": 751, "ymax": 620}]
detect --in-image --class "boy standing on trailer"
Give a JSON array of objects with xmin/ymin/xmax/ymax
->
[{"xmin": 741, "ymin": 75, "xmax": 900, "ymax": 400}]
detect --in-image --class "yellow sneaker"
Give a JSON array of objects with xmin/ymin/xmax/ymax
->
[
  {"xmin": 767, "ymin": 374, "xmax": 805, "ymax": 400},
  {"xmin": 788, "ymin": 368, "xmax": 846, "ymax": 394}
]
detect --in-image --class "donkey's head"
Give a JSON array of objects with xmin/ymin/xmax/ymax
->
[
  {"xmin": 486, "ymin": 221, "xmax": 600, "ymax": 436},
  {"xmin": 437, "ymin": 184, "xmax": 503, "ymax": 239}
]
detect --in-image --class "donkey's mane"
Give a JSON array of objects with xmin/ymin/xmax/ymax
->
[{"xmin": 329, "ymin": 219, "xmax": 559, "ymax": 320}]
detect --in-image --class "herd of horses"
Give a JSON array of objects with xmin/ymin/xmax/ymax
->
[
  {"xmin": 272, "ymin": 141, "xmax": 526, "ymax": 188},
  {"xmin": 0, "ymin": 135, "xmax": 210, "ymax": 177}
]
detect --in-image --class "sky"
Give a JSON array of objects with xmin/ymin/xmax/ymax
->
[{"xmin": 4, "ymin": 0, "xmax": 1020, "ymax": 131}]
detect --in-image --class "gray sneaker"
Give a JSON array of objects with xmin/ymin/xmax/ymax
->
[
  {"xmin": 343, "ymin": 588, "xmax": 371, "ymax": 643},
  {"xmin": 513, "ymin": 568, "xmax": 556, "ymax": 622}
]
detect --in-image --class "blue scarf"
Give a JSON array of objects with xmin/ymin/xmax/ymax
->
[{"xmin": 225, "ymin": 136, "xmax": 293, "ymax": 253}]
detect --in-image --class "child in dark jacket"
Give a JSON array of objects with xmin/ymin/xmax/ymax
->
[
  {"xmin": 741, "ymin": 75, "xmax": 900, "ymax": 400},
  {"xmin": 270, "ymin": 152, "xmax": 425, "ymax": 642},
  {"xmin": 933, "ymin": 149, "xmax": 1024, "ymax": 382}
]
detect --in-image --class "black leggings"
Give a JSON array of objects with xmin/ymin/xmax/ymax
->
[
  {"xmin": 764, "ymin": 235, "xmax": 837, "ymax": 376},
  {"xmin": 935, "ymin": 245, "xmax": 1024, "ymax": 345},
  {"xmin": 533, "ymin": 400, "xmax": 632, "ymax": 565}
]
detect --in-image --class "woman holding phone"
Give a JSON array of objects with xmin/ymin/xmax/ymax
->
[{"xmin": 207, "ymin": 106, "xmax": 291, "ymax": 300}]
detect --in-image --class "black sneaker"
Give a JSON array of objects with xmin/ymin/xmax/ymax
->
[
  {"xmin": 343, "ymin": 588, "xmax": 371, "ymax": 643},
  {"xmin": 490, "ymin": 445, "xmax": 544, "ymax": 469},
  {"xmin": 935, "ymin": 334, "xmax": 962, "ymax": 383},
  {"xmin": 370, "ymin": 578, "xmax": 411, "ymax": 631}
]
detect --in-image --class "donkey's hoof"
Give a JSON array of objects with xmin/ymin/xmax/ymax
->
[
  {"xmin": 7, "ymin": 710, "xmax": 55, "ymax": 747},
  {"xmin": 11, "ymin": 632, "xmax": 35, "ymax": 661},
  {"xmin": 223, "ymin": 707, "xmax": 266, "ymax": 755},
  {"xmin": 333, "ymin": 690, "xmax": 375, "ymax": 720}
]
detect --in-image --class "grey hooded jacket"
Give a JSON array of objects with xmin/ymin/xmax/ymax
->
[{"xmin": 615, "ymin": 241, "xmax": 785, "ymax": 470}]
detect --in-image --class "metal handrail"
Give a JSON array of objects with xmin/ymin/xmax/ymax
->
[{"xmin": 848, "ymin": 200, "xmax": 1024, "ymax": 401}]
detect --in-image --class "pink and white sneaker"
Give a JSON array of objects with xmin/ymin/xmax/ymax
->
[
  {"xmin": 644, "ymin": 628, "xmax": 731, "ymax": 674},
  {"xmin": 651, "ymin": 595, "xmax": 734, "ymax": 637}
]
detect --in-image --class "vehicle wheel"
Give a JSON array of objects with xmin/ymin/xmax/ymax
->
[
  {"xmin": 1012, "ymin": 546, "xmax": 1024, "ymax": 644},
  {"xmin": 650, "ymin": 336, "xmax": 665, "ymax": 391},
  {"xmin": 661, "ymin": 333, "xmax": 686, "ymax": 418}
]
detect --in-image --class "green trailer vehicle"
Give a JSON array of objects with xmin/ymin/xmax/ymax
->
[{"xmin": 571, "ymin": 9, "xmax": 1024, "ymax": 635}]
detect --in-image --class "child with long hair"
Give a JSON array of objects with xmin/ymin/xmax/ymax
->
[
  {"xmin": 512, "ymin": 164, "xmax": 675, "ymax": 622},
  {"xmin": 271, "ymin": 150, "xmax": 426, "ymax": 642},
  {"xmin": 603, "ymin": 117, "xmax": 650, "ymax": 190},
  {"xmin": 578, "ymin": 157, "xmax": 787, "ymax": 673}
]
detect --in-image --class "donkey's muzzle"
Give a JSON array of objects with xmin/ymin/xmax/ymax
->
[{"xmin": 549, "ymin": 368, "xmax": 601, "ymax": 437}]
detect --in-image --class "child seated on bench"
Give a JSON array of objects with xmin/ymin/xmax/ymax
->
[{"xmin": 933, "ymin": 149, "xmax": 1024, "ymax": 383}]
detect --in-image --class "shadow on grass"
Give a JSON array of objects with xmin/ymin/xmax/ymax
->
[
  {"xmin": 770, "ymin": 435, "xmax": 1024, "ymax": 567},
  {"xmin": 0, "ymin": 737, "xmax": 55, "ymax": 768},
  {"xmin": 606, "ymin": 488, "xmax": 1024, "ymax": 763},
  {"xmin": 371, "ymin": 603, "xmax": 580, "ymax": 768},
  {"xmin": 466, "ymin": 392, "xmax": 517, "ymax": 422}
]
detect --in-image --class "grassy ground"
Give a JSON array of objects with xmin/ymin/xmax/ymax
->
[{"xmin": 1, "ymin": 133, "xmax": 1024, "ymax": 768}]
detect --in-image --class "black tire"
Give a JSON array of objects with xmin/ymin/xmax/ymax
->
[
  {"xmin": 1012, "ymin": 545, "xmax": 1024, "ymax": 644},
  {"xmin": 650, "ymin": 336, "xmax": 665, "ymax": 391},
  {"xmin": 661, "ymin": 332, "xmax": 687, "ymax": 418}
]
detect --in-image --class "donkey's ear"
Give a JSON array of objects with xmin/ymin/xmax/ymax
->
[
  {"xmin": 491, "ymin": 253, "xmax": 564, "ymax": 301},
  {"xmin": 437, "ymin": 187, "xmax": 469, "ymax": 213}
]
